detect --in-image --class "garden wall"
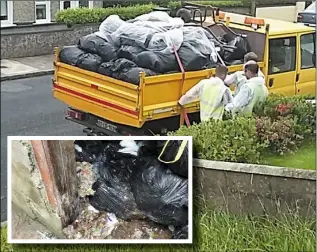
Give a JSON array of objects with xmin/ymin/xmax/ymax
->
[
  {"xmin": 195, "ymin": 159, "xmax": 316, "ymax": 218},
  {"xmin": 10, "ymin": 140, "xmax": 316, "ymax": 239},
  {"xmin": 1, "ymin": 23, "xmax": 99, "ymax": 59}
]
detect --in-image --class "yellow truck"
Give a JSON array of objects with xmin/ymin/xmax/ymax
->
[{"xmin": 53, "ymin": 9, "xmax": 316, "ymax": 136}]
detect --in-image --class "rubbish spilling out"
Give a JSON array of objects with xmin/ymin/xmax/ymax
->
[
  {"xmin": 59, "ymin": 12, "xmax": 250, "ymax": 85},
  {"xmin": 63, "ymin": 139, "xmax": 189, "ymax": 240}
]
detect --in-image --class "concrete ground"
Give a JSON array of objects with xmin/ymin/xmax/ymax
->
[
  {"xmin": 11, "ymin": 204, "xmax": 53, "ymax": 239},
  {"xmin": 1, "ymin": 75, "xmax": 85, "ymax": 222},
  {"xmin": 0, "ymin": 55, "xmax": 54, "ymax": 81}
]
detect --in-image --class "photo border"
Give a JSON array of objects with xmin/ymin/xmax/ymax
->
[{"xmin": 7, "ymin": 135, "xmax": 193, "ymax": 244}]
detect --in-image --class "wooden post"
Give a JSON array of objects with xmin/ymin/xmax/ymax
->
[
  {"xmin": 31, "ymin": 140, "xmax": 80, "ymax": 227},
  {"xmin": 250, "ymin": 0, "xmax": 256, "ymax": 17}
]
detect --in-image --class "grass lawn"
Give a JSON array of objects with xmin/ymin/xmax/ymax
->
[
  {"xmin": 262, "ymin": 141, "xmax": 316, "ymax": 170},
  {"xmin": 2, "ymin": 208, "xmax": 316, "ymax": 252}
]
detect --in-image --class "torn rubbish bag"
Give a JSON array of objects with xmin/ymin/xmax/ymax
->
[
  {"xmin": 74, "ymin": 140, "xmax": 104, "ymax": 163},
  {"xmin": 89, "ymin": 147, "xmax": 142, "ymax": 220},
  {"xmin": 158, "ymin": 140, "xmax": 188, "ymax": 178},
  {"xmin": 130, "ymin": 157, "xmax": 188, "ymax": 226}
]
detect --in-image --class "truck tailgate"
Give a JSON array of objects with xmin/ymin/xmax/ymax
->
[{"xmin": 53, "ymin": 61, "xmax": 140, "ymax": 127}]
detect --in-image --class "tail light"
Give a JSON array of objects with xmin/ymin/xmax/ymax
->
[
  {"xmin": 297, "ymin": 14, "xmax": 303, "ymax": 22},
  {"xmin": 67, "ymin": 108, "xmax": 83, "ymax": 121}
]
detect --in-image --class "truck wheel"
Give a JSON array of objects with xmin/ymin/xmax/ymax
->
[{"xmin": 176, "ymin": 8, "xmax": 192, "ymax": 23}]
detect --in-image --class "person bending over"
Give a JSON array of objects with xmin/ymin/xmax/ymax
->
[{"xmin": 178, "ymin": 65, "xmax": 233, "ymax": 121}]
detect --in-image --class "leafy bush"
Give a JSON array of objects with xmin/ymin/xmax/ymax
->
[
  {"xmin": 170, "ymin": 117, "xmax": 266, "ymax": 164},
  {"xmin": 256, "ymin": 116, "xmax": 303, "ymax": 155},
  {"xmin": 56, "ymin": 4, "xmax": 156, "ymax": 26},
  {"xmin": 254, "ymin": 94, "xmax": 316, "ymax": 138}
]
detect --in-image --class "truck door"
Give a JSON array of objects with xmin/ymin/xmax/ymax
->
[
  {"xmin": 266, "ymin": 36, "xmax": 297, "ymax": 96},
  {"xmin": 296, "ymin": 32, "xmax": 316, "ymax": 96}
]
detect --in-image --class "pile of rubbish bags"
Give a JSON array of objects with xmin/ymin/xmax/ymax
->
[
  {"xmin": 74, "ymin": 139, "xmax": 189, "ymax": 239},
  {"xmin": 59, "ymin": 11, "xmax": 250, "ymax": 85}
]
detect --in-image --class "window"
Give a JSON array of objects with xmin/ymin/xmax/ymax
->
[
  {"xmin": 60, "ymin": 1, "xmax": 93, "ymax": 10},
  {"xmin": 300, "ymin": 33, "xmax": 316, "ymax": 69},
  {"xmin": 35, "ymin": 1, "xmax": 51, "ymax": 24},
  {"xmin": 1, "ymin": 1, "xmax": 13, "ymax": 26},
  {"xmin": 60, "ymin": 1, "xmax": 78, "ymax": 10},
  {"xmin": 268, "ymin": 37, "xmax": 296, "ymax": 75},
  {"xmin": 79, "ymin": 0, "xmax": 89, "ymax": 8}
]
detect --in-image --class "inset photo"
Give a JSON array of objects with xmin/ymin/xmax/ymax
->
[{"xmin": 7, "ymin": 136, "xmax": 192, "ymax": 244}]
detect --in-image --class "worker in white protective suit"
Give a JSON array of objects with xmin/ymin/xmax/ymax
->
[
  {"xmin": 224, "ymin": 52, "xmax": 265, "ymax": 96},
  {"xmin": 178, "ymin": 65, "xmax": 233, "ymax": 122},
  {"xmin": 225, "ymin": 62, "xmax": 268, "ymax": 116}
]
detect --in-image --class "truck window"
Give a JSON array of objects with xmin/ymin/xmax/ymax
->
[
  {"xmin": 300, "ymin": 33, "xmax": 316, "ymax": 69},
  {"xmin": 268, "ymin": 37, "xmax": 296, "ymax": 74}
]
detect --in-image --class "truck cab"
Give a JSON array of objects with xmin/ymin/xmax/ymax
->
[{"xmin": 53, "ymin": 11, "xmax": 316, "ymax": 136}]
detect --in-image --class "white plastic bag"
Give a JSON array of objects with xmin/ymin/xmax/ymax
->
[
  {"xmin": 147, "ymin": 29, "xmax": 183, "ymax": 53},
  {"xmin": 98, "ymin": 15, "xmax": 125, "ymax": 41}
]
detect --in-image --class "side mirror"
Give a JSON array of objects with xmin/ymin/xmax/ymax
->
[{"xmin": 312, "ymin": 52, "xmax": 316, "ymax": 67}]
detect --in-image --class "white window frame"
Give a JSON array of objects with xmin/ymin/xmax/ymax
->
[
  {"xmin": 1, "ymin": 1, "xmax": 14, "ymax": 27},
  {"xmin": 59, "ymin": 1, "xmax": 94, "ymax": 10},
  {"xmin": 60, "ymin": 1, "xmax": 79, "ymax": 10},
  {"xmin": 35, "ymin": 1, "xmax": 51, "ymax": 24}
]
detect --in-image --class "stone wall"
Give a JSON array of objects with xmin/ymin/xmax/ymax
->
[
  {"xmin": 1, "ymin": 23, "xmax": 99, "ymax": 59},
  {"xmin": 10, "ymin": 140, "xmax": 64, "ymax": 238},
  {"xmin": 194, "ymin": 159, "xmax": 316, "ymax": 218},
  {"xmin": 10, "ymin": 141, "xmax": 316, "ymax": 239}
]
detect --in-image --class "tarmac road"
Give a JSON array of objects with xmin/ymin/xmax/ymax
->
[{"xmin": 1, "ymin": 75, "xmax": 84, "ymax": 222}]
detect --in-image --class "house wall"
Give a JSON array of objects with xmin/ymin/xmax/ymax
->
[{"xmin": 256, "ymin": 2, "xmax": 306, "ymax": 22}]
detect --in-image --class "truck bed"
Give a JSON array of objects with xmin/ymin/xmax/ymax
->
[{"xmin": 53, "ymin": 48, "xmax": 264, "ymax": 130}]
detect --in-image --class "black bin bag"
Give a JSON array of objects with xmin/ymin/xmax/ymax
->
[
  {"xmin": 78, "ymin": 33, "xmax": 118, "ymax": 62},
  {"xmin": 97, "ymin": 62, "xmax": 113, "ymax": 77},
  {"xmin": 134, "ymin": 51, "xmax": 179, "ymax": 73},
  {"xmin": 118, "ymin": 67, "xmax": 157, "ymax": 85},
  {"xmin": 224, "ymin": 36, "xmax": 251, "ymax": 62},
  {"xmin": 117, "ymin": 45, "xmax": 144, "ymax": 61},
  {"xmin": 89, "ymin": 143, "xmax": 142, "ymax": 220},
  {"xmin": 158, "ymin": 140, "xmax": 188, "ymax": 178},
  {"xmin": 59, "ymin": 46, "xmax": 85, "ymax": 66},
  {"xmin": 74, "ymin": 140, "xmax": 104, "ymax": 163},
  {"xmin": 130, "ymin": 157, "xmax": 188, "ymax": 226},
  {"xmin": 178, "ymin": 42, "xmax": 210, "ymax": 71},
  {"xmin": 76, "ymin": 53, "xmax": 103, "ymax": 73},
  {"xmin": 137, "ymin": 140, "xmax": 166, "ymax": 157},
  {"xmin": 172, "ymin": 225, "xmax": 188, "ymax": 239}
]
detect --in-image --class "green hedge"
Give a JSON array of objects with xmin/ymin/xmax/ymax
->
[
  {"xmin": 56, "ymin": 4, "xmax": 156, "ymax": 25},
  {"xmin": 56, "ymin": 1, "xmax": 247, "ymax": 25},
  {"xmin": 170, "ymin": 95, "xmax": 316, "ymax": 162}
]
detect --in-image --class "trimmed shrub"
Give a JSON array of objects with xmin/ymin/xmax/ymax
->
[
  {"xmin": 256, "ymin": 116, "xmax": 303, "ymax": 155},
  {"xmin": 254, "ymin": 94, "xmax": 316, "ymax": 138},
  {"xmin": 170, "ymin": 117, "xmax": 266, "ymax": 164},
  {"xmin": 56, "ymin": 4, "xmax": 156, "ymax": 26}
]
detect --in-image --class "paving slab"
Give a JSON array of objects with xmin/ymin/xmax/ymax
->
[{"xmin": 1, "ymin": 55, "xmax": 54, "ymax": 81}]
